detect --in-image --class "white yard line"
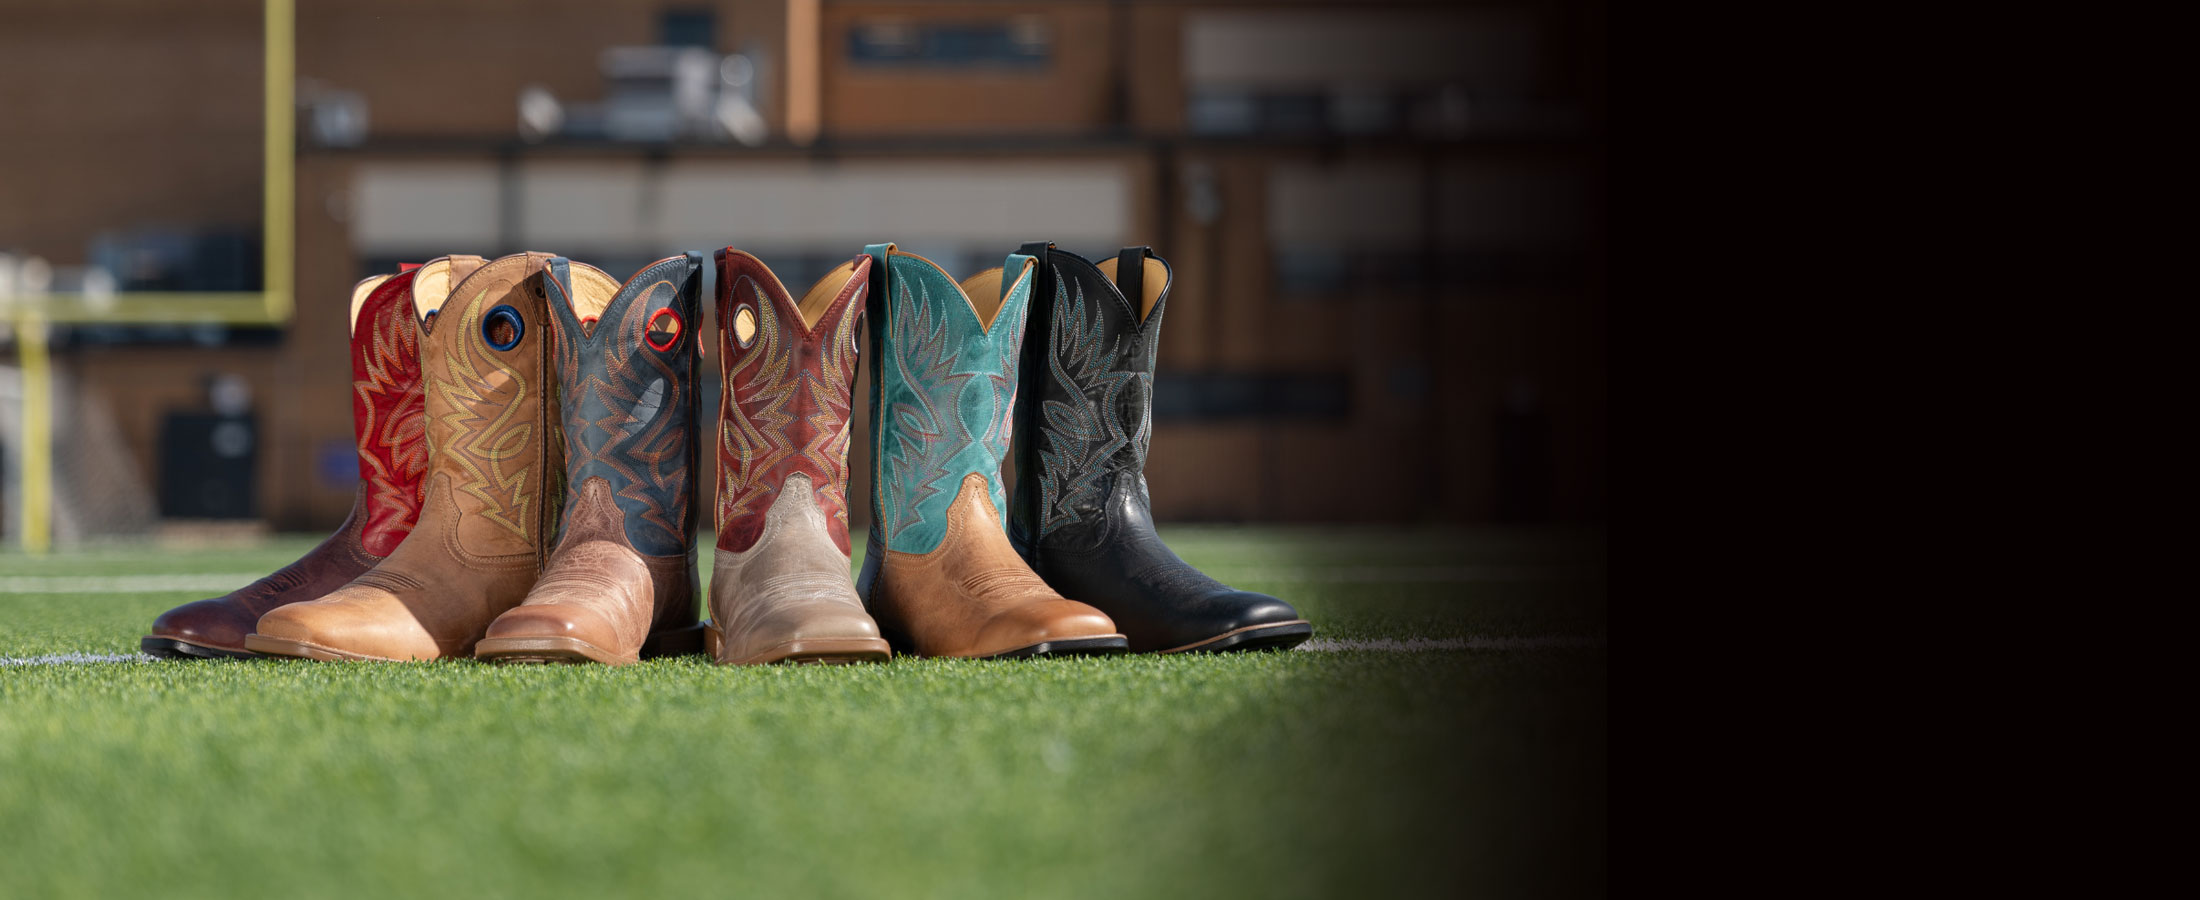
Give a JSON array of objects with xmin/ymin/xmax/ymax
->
[
  {"xmin": 0, "ymin": 636, "xmax": 1604, "ymax": 667},
  {"xmin": 1297, "ymin": 636, "xmax": 1605, "ymax": 652},
  {"xmin": 0, "ymin": 652, "xmax": 150, "ymax": 667},
  {"xmin": 1204, "ymin": 566, "xmax": 1599, "ymax": 583},
  {"xmin": 0, "ymin": 574, "xmax": 269, "ymax": 594}
]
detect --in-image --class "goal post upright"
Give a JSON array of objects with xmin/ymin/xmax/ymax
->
[{"xmin": 9, "ymin": 0, "xmax": 293, "ymax": 553}]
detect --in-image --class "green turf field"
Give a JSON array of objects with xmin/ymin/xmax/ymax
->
[{"xmin": 0, "ymin": 528, "xmax": 1606, "ymax": 899}]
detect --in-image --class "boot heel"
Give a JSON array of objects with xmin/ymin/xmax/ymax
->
[{"xmin": 640, "ymin": 622, "xmax": 707, "ymax": 659}]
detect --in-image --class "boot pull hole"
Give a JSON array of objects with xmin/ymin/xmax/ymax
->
[
  {"xmin": 484, "ymin": 305, "xmax": 524, "ymax": 351},
  {"xmin": 732, "ymin": 305, "xmax": 758, "ymax": 349},
  {"xmin": 646, "ymin": 308, "xmax": 684, "ymax": 351}
]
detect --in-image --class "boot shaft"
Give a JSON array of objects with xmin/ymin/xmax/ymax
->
[
  {"xmin": 345, "ymin": 267, "xmax": 433, "ymax": 557},
  {"xmin": 862, "ymin": 243, "xmax": 1038, "ymax": 555},
  {"xmin": 1010, "ymin": 244, "xmax": 1171, "ymax": 546},
  {"xmin": 412, "ymin": 251, "xmax": 561, "ymax": 562},
  {"xmin": 540, "ymin": 254, "xmax": 704, "ymax": 559},
  {"xmin": 713, "ymin": 249, "xmax": 872, "ymax": 555}
]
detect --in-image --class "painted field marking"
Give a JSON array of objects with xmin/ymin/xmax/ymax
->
[
  {"xmin": 1298, "ymin": 636, "xmax": 1605, "ymax": 652},
  {"xmin": 0, "ymin": 574, "xmax": 272, "ymax": 594},
  {"xmin": 1, "ymin": 653, "xmax": 149, "ymax": 667},
  {"xmin": 1205, "ymin": 566, "xmax": 1599, "ymax": 583}
]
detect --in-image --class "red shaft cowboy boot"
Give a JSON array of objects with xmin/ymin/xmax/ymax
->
[
  {"xmin": 139, "ymin": 257, "xmax": 480, "ymax": 658},
  {"xmin": 247, "ymin": 252, "xmax": 562, "ymax": 661},
  {"xmin": 704, "ymin": 248, "xmax": 890, "ymax": 665}
]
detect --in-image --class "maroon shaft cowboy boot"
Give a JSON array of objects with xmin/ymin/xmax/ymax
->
[{"xmin": 140, "ymin": 257, "xmax": 481, "ymax": 658}]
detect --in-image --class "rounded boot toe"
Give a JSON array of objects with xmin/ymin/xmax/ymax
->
[
  {"xmin": 149, "ymin": 599, "xmax": 257, "ymax": 652},
  {"xmin": 1214, "ymin": 590, "xmax": 1304, "ymax": 631}
]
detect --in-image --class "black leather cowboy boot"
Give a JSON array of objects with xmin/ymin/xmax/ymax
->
[{"xmin": 1007, "ymin": 243, "xmax": 1312, "ymax": 653}]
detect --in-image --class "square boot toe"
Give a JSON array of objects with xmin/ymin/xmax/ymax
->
[
  {"xmin": 249, "ymin": 587, "xmax": 442, "ymax": 661},
  {"xmin": 726, "ymin": 600, "xmax": 883, "ymax": 649},
  {"xmin": 483, "ymin": 603, "xmax": 623, "ymax": 647},
  {"xmin": 973, "ymin": 600, "xmax": 1122, "ymax": 657}
]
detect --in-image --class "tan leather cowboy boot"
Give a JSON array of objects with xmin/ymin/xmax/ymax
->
[
  {"xmin": 704, "ymin": 248, "xmax": 891, "ymax": 665},
  {"xmin": 475, "ymin": 255, "xmax": 710, "ymax": 665},
  {"xmin": 140, "ymin": 259, "xmax": 476, "ymax": 658},
  {"xmin": 855, "ymin": 244, "xmax": 1127, "ymax": 658},
  {"xmin": 247, "ymin": 252, "xmax": 561, "ymax": 661}
]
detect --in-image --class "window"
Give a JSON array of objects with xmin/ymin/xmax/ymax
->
[{"xmin": 847, "ymin": 19, "xmax": 1050, "ymax": 69}]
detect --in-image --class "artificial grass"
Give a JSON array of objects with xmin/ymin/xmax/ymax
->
[{"xmin": 0, "ymin": 529, "xmax": 1606, "ymax": 899}]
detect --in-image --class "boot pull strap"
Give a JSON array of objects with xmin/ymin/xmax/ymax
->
[
  {"xmin": 1116, "ymin": 246, "xmax": 1150, "ymax": 310},
  {"xmin": 543, "ymin": 257, "xmax": 573, "ymax": 316},
  {"xmin": 1019, "ymin": 241, "xmax": 1055, "ymax": 301},
  {"xmin": 864, "ymin": 242, "xmax": 896, "ymax": 300},
  {"xmin": 1002, "ymin": 253, "xmax": 1038, "ymax": 305},
  {"xmin": 683, "ymin": 251, "xmax": 707, "ymax": 311},
  {"xmin": 684, "ymin": 251, "xmax": 709, "ymax": 357}
]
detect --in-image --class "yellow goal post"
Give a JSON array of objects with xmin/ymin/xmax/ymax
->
[{"xmin": 4, "ymin": 0, "xmax": 294, "ymax": 553}]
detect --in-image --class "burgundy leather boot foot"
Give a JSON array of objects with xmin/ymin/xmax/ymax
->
[{"xmin": 140, "ymin": 259, "xmax": 470, "ymax": 658}]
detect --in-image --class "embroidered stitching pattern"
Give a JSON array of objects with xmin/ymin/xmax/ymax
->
[
  {"xmin": 717, "ymin": 277, "xmax": 800, "ymax": 529},
  {"xmin": 717, "ymin": 267, "xmax": 865, "ymax": 552},
  {"xmin": 355, "ymin": 277, "xmax": 428, "ymax": 555},
  {"xmin": 430, "ymin": 287, "xmax": 536, "ymax": 540},
  {"xmin": 807, "ymin": 282, "xmax": 865, "ymax": 534},
  {"xmin": 881, "ymin": 273, "xmax": 975, "ymax": 543},
  {"xmin": 1036, "ymin": 275, "xmax": 1145, "ymax": 537},
  {"xmin": 559, "ymin": 277, "xmax": 692, "ymax": 553}
]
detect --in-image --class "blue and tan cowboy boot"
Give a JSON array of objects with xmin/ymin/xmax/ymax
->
[
  {"xmin": 1008, "ymin": 244, "xmax": 1311, "ymax": 652},
  {"xmin": 475, "ymin": 254, "xmax": 709, "ymax": 665},
  {"xmin": 855, "ymin": 243, "xmax": 1127, "ymax": 658}
]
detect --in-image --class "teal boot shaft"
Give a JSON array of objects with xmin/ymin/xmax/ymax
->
[{"xmin": 861, "ymin": 244, "xmax": 1037, "ymax": 556}]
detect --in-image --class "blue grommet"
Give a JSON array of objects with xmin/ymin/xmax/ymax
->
[{"xmin": 483, "ymin": 304, "xmax": 524, "ymax": 351}]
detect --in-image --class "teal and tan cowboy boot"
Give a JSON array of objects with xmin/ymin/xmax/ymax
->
[{"xmin": 855, "ymin": 243, "xmax": 1127, "ymax": 658}]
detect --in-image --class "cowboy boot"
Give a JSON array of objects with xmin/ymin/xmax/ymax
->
[
  {"xmin": 475, "ymin": 255, "xmax": 710, "ymax": 665},
  {"xmin": 140, "ymin": 258, "xmax": 479, "ymax": 659},
  {"xmin": 247, "ymin": 252, "xmax": 562, "ymax": 661},
  {"xmin": 855, "ymin": 243, "xmax": 1127, "ymax": 658},
  {"xmin": 1008, "ymin": 244, "xmax": 1311, "ymax": 652},
  {"xmin": 704, "ymin": 249, "xmax": 891, "ymax": 665}
]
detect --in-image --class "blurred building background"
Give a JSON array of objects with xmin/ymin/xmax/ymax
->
[{"xmin": 0, "ymin": 0, "xmax": 1603, "ymax": 543}]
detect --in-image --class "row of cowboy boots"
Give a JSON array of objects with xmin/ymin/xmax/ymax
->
[{"xmin": 140, "ymin": 244, "xmax": 1310, "ymax": 664}]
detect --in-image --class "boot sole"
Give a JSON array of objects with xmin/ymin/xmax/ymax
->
[
  {"xmin": 1160, "ymin": 620, "xmax": 1315, "ymax": 654},
  {"xmin": 140, "ymin": 636, "xmax": 256, "ymax": 660},
  {"xmin": 982, "ymin": 635, "xmax": 1131, "ymax": 660},
  {"xmin": 703, "ymin": 623, "xmax": 892, "ymax": 665},
  {"xmin": 242, "ymin": 634, "xmax": 402, "ymax": 662},
  {"xmin": 476, "ymin": 623, "xmax": 708, "ymax": 666},
  {"xmin": 475, "ymin": 635, "xmax": 635, "ymax": 666}
]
